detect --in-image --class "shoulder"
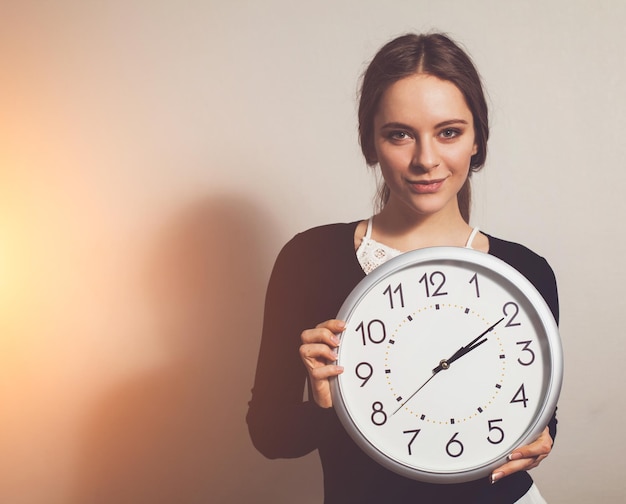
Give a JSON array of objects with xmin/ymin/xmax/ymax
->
[
  {"xmin": 485, "ymin": 233, "xmax": 559, "ymax": 323},
  {"xmin": 270, "ymin": 221, "xmax": 361, "ymax": 276},
  {"xmin": 267, "ymin": 221, "xmax": 366, "ymax": 322},
  {"xmin": 486, "ymin": 234, "xmax": 553, "ymax": 275},
  {"xmin": 290, "ymin": 221, "xmax": 360, "ymax": 244},
  {"xmin": 278, "ymin": 221, "xmax": 360, "ymax": 259}
]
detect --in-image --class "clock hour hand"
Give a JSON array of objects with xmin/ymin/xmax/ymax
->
[{"xmin": 432, "ymin": 317, "xmax": 505, "ymax": 373}]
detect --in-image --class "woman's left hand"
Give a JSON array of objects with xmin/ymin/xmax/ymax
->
[{"xmin": 490, "ymin": 427, "xmax": 553, "ymax": 484}]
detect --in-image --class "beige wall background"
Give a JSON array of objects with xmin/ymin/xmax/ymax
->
[{"xmin": 1, "ymin": 1, "xmax": 624, "ymax": 502}]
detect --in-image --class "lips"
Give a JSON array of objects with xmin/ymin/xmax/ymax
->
[{"xmin": 407, "ymin": 178, "xmax": 446, "ymax": 194}]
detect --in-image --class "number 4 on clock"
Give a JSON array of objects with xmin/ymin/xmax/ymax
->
[{"xmin": 510, "ymin": 384, "xmax": 529, "ymax": 408}]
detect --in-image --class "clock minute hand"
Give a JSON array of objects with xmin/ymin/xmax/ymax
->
[{"xmin": 432, "ymin": 317, "xmax": 505, "ymax": 373}]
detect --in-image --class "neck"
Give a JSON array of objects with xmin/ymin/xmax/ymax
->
[{"xmin": 374, "ymin": 201, "xmax": 471, "ymax": 251}]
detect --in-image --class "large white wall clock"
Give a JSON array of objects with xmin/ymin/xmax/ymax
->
[{"xmin": 330, "ymin": 247, "xmax": 563, "ymax": 484}]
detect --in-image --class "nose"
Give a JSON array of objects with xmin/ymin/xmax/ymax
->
[{"xmin": 411, "ymin": 137, "xmax": 440, "ymax": 171}]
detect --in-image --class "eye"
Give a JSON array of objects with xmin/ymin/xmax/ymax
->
[
  {"xmin": 387, "ymin": 130, "xmax": 412, "ymax": 142},
  {"xmin": 439, "ymin": 128, "xmax": 461, "ymax": 139}
]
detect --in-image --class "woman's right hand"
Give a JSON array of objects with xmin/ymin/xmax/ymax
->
[{"xmin": 299, "ymin": 319, "xmax": 345, "ymax": 408}]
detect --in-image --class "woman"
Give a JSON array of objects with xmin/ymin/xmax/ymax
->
[{"xmin": 247, "ymin": 33, "xmax": 558, "ymax": 503}]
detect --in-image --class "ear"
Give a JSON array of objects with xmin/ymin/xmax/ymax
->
[
  {"xmin": 471, "ymin": 142, "xmax": 478, "ymax": 156},
  {"xmin": 367, "ymin": 146, "xmax": 378, "ymax": 166}
]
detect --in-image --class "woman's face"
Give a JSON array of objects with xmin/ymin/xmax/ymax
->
[{"xmin": 373, "ymin": 73, "xmax": 477, "ymax": 220}]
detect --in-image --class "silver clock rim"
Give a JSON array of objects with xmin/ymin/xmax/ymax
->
[{"xmin": 330, "ymin": 246, "xmax": 563, "ymax": 484}]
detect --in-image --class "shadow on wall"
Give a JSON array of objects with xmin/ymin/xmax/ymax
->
[{"xmin": 70, "ymin": 194, "xmax": 322, "ymax": 503}]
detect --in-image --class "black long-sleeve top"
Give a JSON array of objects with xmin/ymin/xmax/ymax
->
[{"xmin": 247, "ymin": 221, "xmax": 559, "ymax": 503}]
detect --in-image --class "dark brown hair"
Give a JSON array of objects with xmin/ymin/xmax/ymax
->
[{"xmin": 358, "ymin": 33, "xmax": 489, "ymax": 222}]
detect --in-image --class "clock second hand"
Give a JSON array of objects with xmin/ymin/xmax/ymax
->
[{"xmin": 392, "ymin": 317, "xmax": 505, "ymax": 416}]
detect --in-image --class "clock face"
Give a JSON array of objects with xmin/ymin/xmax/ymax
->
[{"xmin": 331, "ymin": 247, "xmax": 562, "ymax": 484}]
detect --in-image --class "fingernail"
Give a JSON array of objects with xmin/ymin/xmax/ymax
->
[
  {"xmin": 508, "ymin": 452, "xmax": 523, "ymax": 461},
  {"xmin": 331, "ymin": 335, "xmax": 340, "ymax": 346},
  {"xmin": 491, "ymin": 471, "xmax": 504, "ymax": 484}
]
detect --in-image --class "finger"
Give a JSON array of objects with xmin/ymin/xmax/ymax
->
[
  {"xmin": 308, "ymin": 363, "xmax": 344, "ymax": 382},
  {"xmin": 308, "ymin": 363, "xmax": 343, "ymax": 409},
  {"xmin": 300, "ymin": 338, "xmax": 344, "ymax": 410},
  {"xmin": 509, "ymin": 428, "xmax": 553, "ymax": 460},
  {"xmin": 299, "ymin": 342, "xmax": 339, "ymax": 366},
  {"xmin": 316, "ymin": 319, "xmax": 347, "ymax": 332},
  {"xmin": 491, "ymin": 452, "xmax": 548, "ymax": 483},
  {"xmin": 301, "ymin": 321, "xmax": 345, "ymax": 347},
  {"xmin": 491, "ymin": 428, "xmax": 553, "ymax": 483},
  {"xmin": 301, "ymin": 328, "xmax": 340, "ymax": 347}
]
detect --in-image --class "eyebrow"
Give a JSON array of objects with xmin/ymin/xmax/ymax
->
[{"xmin": 380, "ymin": 119, "xmax": 470, "ymax": 129}]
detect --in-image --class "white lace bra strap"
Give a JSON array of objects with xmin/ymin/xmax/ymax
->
[
  {"xmin": 465, "ymin": 227, "xmax": 480, "ymax": 249},
  {"xmin": 364, "ymin": 217, "xmax": 374, "ymax": 240}
]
